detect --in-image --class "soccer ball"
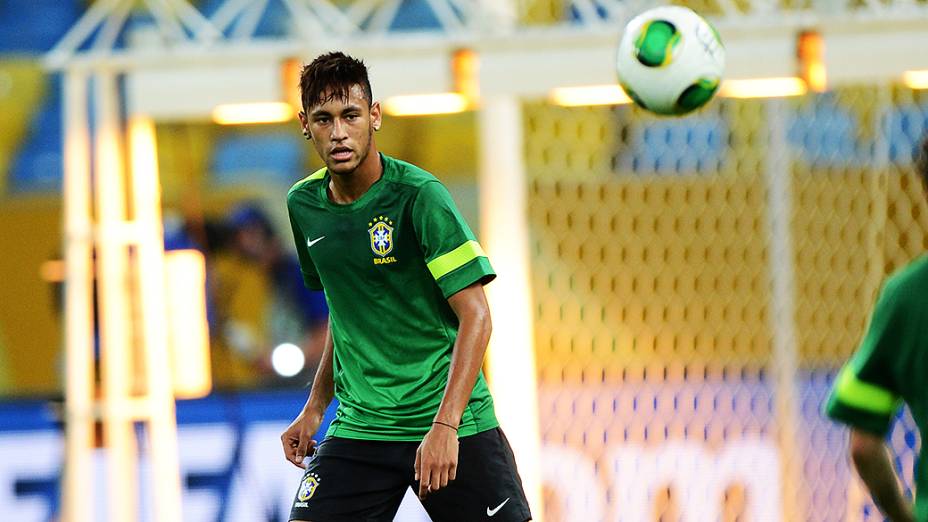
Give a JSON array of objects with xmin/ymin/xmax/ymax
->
[{"xmin": 616, "ymin": 6, "xmax": 725, "ymax": 116}]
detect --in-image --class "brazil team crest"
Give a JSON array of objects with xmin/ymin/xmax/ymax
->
[
  {"xmin": 297, "ymin": 472, "xmax": 321, "ymax": 502},
  {"xmin": 368, "ymin": 216, "xmax": 394, "ymax": 257}
]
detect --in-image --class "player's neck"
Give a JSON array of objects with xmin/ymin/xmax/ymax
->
[{"xmin": 328, "ymin": 146, "xmax": 383, "ymax": 204}]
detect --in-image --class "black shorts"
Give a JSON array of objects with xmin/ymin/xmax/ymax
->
[{"xmin": 288, "ymin": 427, "xmax": 532, "ymax": 522}]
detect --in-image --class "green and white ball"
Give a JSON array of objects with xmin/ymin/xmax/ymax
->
[{"xmin": 616, "ymin": 6, "xmax": 725, "ymax": 116}]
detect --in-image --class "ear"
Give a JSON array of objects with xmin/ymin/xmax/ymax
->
[
  {"xmin": 370, "ymin": 101, "xmax": 382, "ymax": 132},
  {"xmin": 298, "ymin": 111, "xmax": 311, "ymax": 139}
]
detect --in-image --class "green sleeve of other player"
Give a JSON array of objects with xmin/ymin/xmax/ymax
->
[
  {"xmin": 288, "ymin": 196, "xmax": 323, "ymax": 290},
  {"xmin": 411, "ymin": 180, "xmax": 496, "ymax": 298},
  {"xmin": 825, "ymin": 279, "xmax": 907, "ymax": 436}
]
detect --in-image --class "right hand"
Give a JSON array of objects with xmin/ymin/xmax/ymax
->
[{"xmin": 280, "ymin": 410, "xmax": 323, "ymax": 469}]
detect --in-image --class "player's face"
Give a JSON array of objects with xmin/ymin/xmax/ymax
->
[{"xmin": 301, "ymin": 84, "xmax": 381, "ymax": 176}]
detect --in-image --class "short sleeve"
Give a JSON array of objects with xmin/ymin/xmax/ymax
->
[
  {"xmin": 411, "ymin": 181, "xmax": 495, "ymax": 298},
  {"xmin": 824, "ymin": 280, "xmax": 905, "ymax": 436},
  {"xmin": 288, "ymin": 199, "xmax": 323, "ymax": 290}
]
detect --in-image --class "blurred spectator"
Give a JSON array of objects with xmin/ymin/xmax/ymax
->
[{"xmin": 211, "ymin": 202, "xmax": 328, "ymax": 387}]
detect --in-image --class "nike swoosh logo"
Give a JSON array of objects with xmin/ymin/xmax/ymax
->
[
  {"xmin": 487, "ymin": 498, "xmax": 510, "ymax": 517},
  {"xmin": 306, "ymin": 236, "xmax": 325, "ymax": 248}
]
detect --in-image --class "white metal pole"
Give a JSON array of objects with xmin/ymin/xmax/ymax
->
[
  {"xmin": 478, "ymin": 95, "xmax": 544, "ymax": 521},
  {"xmin": 129, "ymin": 116, "xmax": 184, "ymax": 522},
  {"xmin": 62, "ymin": 68, "xmax": 95, "ymax": 522},
  {"xmin": 764, "ymin": 97, "xmax": 806, "ymax": 522},
  {"xmin": 93, "ymin": 70, "xmax": 139, "ymax": 522}
]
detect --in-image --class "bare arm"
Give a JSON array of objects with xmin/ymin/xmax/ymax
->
[
  {"xmin": 281, "ymin": 320, "xmax": 335, "ymax": 468},
  {"xmin": 415, "ymin": 282, "xmax": 492, "ymax": 499},
  {"xmin": 849, "ymin": 428, "xmax": 914, "ymax": 522},
  {"xmin": 434, "ymin": 282, "xmax": 493, "ymax": 426}
]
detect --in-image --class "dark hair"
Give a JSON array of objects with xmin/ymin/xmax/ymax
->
[
  {"xmin": 917, "ymin": 135, "xmax": 928, "ymax": 196},
  {"xmin": 299, "ymin": 52, "xmax": 373, "ymax": 112},
  {"xmin": 228, "ymin": 202, "xmax": 275, "ymax": 239}
]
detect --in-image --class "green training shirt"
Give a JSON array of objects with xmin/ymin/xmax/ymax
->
[
  {"xmin": 825, "ymin": 254, "xmax": 928, "ymax": 519},
  {"xmin": 287, "ymin": 153, "xmax": 499, "ymax": 441}
]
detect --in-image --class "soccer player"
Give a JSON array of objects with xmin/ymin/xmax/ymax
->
[
  {"xmin": 279, "ymin": 52, "xmax": 532, "ymax": 522},
  {"xmin": 824, "ymin": 137, "xmax": 928, "ymax": 522}
]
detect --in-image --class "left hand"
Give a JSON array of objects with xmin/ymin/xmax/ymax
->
[{"xmin": 414, "ymin": 423, "xmax": 459, "ymax": 500}]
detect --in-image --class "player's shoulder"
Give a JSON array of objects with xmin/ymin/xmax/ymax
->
[
  {"xmin": 287, "ymin": 167, "xmax": 327, "ymax": 203},
  {"xmin": 881, "ymin": 254, "xmax": 928, "ymax": 307},
  {"xmin": 383, "ymin": 154, "xmax": 441, "ymax": 189}
]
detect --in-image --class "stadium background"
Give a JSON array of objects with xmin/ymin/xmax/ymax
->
[{"xmin": 1, "ymin": 0, "xmax": 928, "ymax": 521}]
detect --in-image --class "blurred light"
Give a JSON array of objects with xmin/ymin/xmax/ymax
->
[
  {"xmin": 272, "ymin": 343, "xmax": 305, "ymax": 378},
  {"xmin": 804, "ymin": 63, "xmax": 827, "ymax": 93},
  {"xmin": 719, "ymin": 77, "xmax": 807, "ymax": 98},
  {"xmin": 549, "ymin": 85, "xmax": 632, "ymax": 107},
  {"xmin": 40, "ymin": 259, "xmax": 65, "ymax": 282},
  {"xmin": 164, "ymin": 249, "xmax": 211, "ymax": 399},
  {"xmin": 282, "ymin": 57, "xmax": 304, "ymax": 113},
  {"xmin": 212, "ymin": 102, "xmax": 294, "ymax": 125},
  {"xmin": 452, "ymin": 48, "xmax": 480, "ymax": 104},
  {"xmin": 903, "ymin": 70, "xmax": 928, "ymax": 89},
  {"xmin": 382, "ymin": 93, "xmax": 469, "ymax": 116},
  {"xmin": 798, "ymin": 31, "xmax": 827, "ymax": 92}
]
